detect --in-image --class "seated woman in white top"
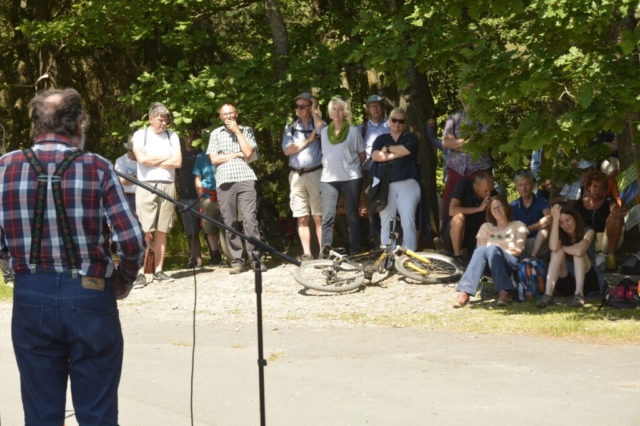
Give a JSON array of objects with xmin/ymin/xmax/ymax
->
[{"xmin": 453, "ymin": 197, "xmax": 529, "ymax": 308}]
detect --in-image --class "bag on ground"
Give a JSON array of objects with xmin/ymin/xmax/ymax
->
[{"xmin": 601, "ymin": 278, "xmax": 639, "ymax": 309}]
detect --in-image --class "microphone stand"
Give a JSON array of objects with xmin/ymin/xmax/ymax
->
[{"xmin": 116, "ymin": 171, "xmax": 299, "ymax": 426}]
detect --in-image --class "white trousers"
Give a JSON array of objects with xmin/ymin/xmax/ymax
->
[{"xmin": 380, "ymin": 178, "xmax": 421, "ymax": 250}]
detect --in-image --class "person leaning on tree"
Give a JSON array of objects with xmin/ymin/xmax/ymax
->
[
  {"xmin": 131, "ymin": 102, "xmax": 182, "ymax": 287},
  {"xmin": 282, "ymin": 92, "xmax": 325, "ymax": 261},
  {"xmin": 2, "ymin": 88, "xmax": 145, "ymax": 425}
]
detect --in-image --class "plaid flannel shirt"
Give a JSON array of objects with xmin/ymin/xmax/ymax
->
[{"xmin": 0, "ymin": 134, "xmax": 145, "ymax": 282}]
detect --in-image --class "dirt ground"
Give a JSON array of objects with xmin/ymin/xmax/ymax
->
[{"xmin": 1, "ymin": 263, "xmax": 639, "ymax": 425}]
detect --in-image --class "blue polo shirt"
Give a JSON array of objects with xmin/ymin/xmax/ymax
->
[
  {"xmin": 193, "ymin": 152, "xmax": 216, "ymax": 198},
  {"xmin": 510, "ymin": 195, "xmax": 550, "ymax": 238}
]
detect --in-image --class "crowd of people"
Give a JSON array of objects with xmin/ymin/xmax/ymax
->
[{"xmin": 0, "ymin": 85, "xmax": 630, "ymax": 423}]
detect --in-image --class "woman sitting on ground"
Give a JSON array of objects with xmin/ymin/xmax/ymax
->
[
  {"xmin": 573, "ymin": 170, "xmax": 626, "ymax": 270},
  {"xmin": 370, "ymin": 107, "xmax": 421, "ymax": 250},
  {"xmin": 453, "ymin": 197, "xmax": 528, "ymax": 308},
  {"xmin": 536, "ymin": 204, "xmax": 608, "ymax": 308}
]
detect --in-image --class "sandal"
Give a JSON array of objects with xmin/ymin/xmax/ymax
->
[{"xmin": 536, "ymin": 293, "xmax": 553, "ymax": 308}]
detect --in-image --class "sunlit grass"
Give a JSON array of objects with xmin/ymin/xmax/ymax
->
[
  {"xmin": 323, "ymin": 299, "xmax": 640, "ymax": 344},
  {"xmin": 0, "ymin": 275, "xmax": 11, "ymax": 302}
]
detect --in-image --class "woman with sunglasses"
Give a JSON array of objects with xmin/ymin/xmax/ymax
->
[
  {"xmin": 371, "ymin": 108, "xmax": 421, "ymax": 250},
  {"xmin": 536, "ymin": 204, "xmax": 607, "ymax": 308},
  {"xmin": 319, "ymin": 98, "xmax": 366, "ymax": 254},
  {"xmin": 573, "ymin": 170, "xmax": 626, "ymax": 270},
  {"xmin": 453, "ymin": 197, "xmax": 529, "ymax": 308}
]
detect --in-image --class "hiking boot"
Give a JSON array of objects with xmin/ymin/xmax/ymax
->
[
  {"xmin": 453, "ymin": 291, "xmax": 470, "ymax": 308},
  {"xmin": 570, "ymin": 293, "xmax": 585, "ymax": 307},
  {"xmin": 606, "ymin": 253, "xmax": 616, "ymax": 271},
  {"xmin": 152, "ymin": 271, "xmax": 174, "ymax": 283},
  {"xmin": 496, "ymin": 290, "xmax": 512, "ymax": 306},
  {"xmin": 536, "ymin": 294, "xmax": 553, "ymax": 308},
  {"xmin": 209, "ymin": 251, "xmax": 222, "ymax": 267},
  {"xmin": 133, "ymin": 274, "xmax": 147, "ymax": 289}
]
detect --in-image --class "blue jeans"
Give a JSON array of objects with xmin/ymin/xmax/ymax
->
[
  {"xmin": 456, "ymin": 245, "xmax": 519, "ymax": 296},
  {"xmin": 321, "ymin": 178, "xmax": 363, "ymax": 254},
  {"xmin": 12, "ymin": 272, "xmax": 123, "ymax": 426}
]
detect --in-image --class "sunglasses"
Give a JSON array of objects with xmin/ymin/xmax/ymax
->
[
  {"xmin": 294, "ymin": 104, "xmax": 311, "ymax": 110},
  {"xmin": 390, "ymin": 118, "xmax": 405, "ymax": 124}
]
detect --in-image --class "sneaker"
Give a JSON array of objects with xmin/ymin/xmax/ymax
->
[
  {"xmin": 229, "ymin": 263, "xmax": 248, "ymax": 275},
  {"xmin": 252, "ymin": 262, "xmax": 268, "ymax": 272},
  {"xmin": 5, "ymin": 280, "xmax": 14, "ymax": 289},
  {"xmin": 453, "ymin": 254, "xmax": 469, "ymax": 269},
  {"xmin": 606, "ymin": 253, "xmax": 616, "ymax": 271},
  {"xmin": 496, "ymin": 290, "xmax": 512, "ymax": 306},
  {"xmin": 570, "ymin": 293, "xmax": 585, "ymax": 307},
  {"xmin": 133, "ymin": 274, "xmax": 147, "ymax": 289},
  {"xmin": 536, "ymin": 294, "xmax": 553, "ymax": 308},
  {"xmin": 209, "ymin": 251, "xmax": 222, "ymax": 267},
  {"xmin": 299, "ymin": 253, "xmax": 314, "ymax": 262},
  {"xmin": 152, "ymin": 271, "xmax": 174, "ymax": 283}
]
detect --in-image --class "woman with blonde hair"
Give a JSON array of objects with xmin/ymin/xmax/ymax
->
[{"xmin": 319, "ymin": 98, "xmax": 366, "ymax": 254}]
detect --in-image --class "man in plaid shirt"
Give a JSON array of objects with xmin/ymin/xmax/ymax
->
[
  {"xmin": 207, "ymin": 103, "xmax": 264, "ymax": 273},
  {"xmin": 1, "ymin": 88, "xmax": 145, "ymax": 425}
]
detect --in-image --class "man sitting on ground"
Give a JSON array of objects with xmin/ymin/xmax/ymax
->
[
  {"xmin": 440, "ymin": 171, "xmax": 496, "ymax": 265},
  {"xmin": 510, "ymin": 170, "xmax": 551, "ymax": 259}
]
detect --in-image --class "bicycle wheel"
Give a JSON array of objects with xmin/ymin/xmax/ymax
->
[
  {"xmin": 395, "ymin": 252, "xmax": 462, "ymax": 284},
  {"xmin": 351, "ymin": 250, "xmax": 386, "ymax": 275},
  {"xmin": 294, "ymin": 260, "xmax": 365, "ymax": 293}
]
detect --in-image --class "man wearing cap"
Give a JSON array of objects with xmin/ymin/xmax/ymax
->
[
  {"xmin": 114, "ymin": 136, "xmax": 138, "ymax": 212},
  {"xmin": 132, "ymin": 102, "xmax": 182, "ymax": 286},
  {"xmin": 358, "ymin": 95, "xmax": 389, "ymax": 247},
  {"xmin": 282, "ymin": 92, "xmax": 325, "ymax": 260}
]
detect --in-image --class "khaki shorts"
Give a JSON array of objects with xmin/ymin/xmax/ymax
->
[
  {"xmin": 521, "ymin": 236, "xmax": 551, "ymax": 260},
  {"xmin": 289, "ymin": 169, "xmax": 322, "ymax": 217},
  {"xmin": 596, "ymin": 231, "xmax": 624, "ymax": 253},
  {"xmin": 136, "ymin": 182, "xmax": 176, "ymax": 233},
  {"xmin": 201, "ymin": 197, "xmax": 221, "ymax": 235}
]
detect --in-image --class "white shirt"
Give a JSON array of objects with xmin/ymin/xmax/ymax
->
[
  {"xmin": 132, "ymin": 128, "xmax": 180, "ymax": 182},
  {"xmin": 320, "ymin": 125, "xmax": 365, "ymax": 183}
]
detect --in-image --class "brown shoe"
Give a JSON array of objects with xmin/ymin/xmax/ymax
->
[
  {"xmin": 496, "ymin": 290, "xmax": 512, "ymax": 306},
  {"xmin": 453, "ymin": 292, "xmax": 470, "ymax": 308}
]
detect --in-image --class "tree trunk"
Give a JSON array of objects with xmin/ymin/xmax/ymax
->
[
  {"xmin": 263, "ymin": 0, "xmax": 289, "ymax": 81},
  {"xmin": 400, "ymin": 65, "xmax": 439, "ymax": 244}
]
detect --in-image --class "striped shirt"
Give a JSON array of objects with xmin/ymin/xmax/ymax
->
[
  {"xmin": 320, "ymin": 125, "xmax": 365, "ymax": 182},
  {"xmin": 206, "ymin": 125, "xmax": 258, "ymax": 186},
  {"xmin": 0, "ymin": 135, "xmax": 146, "ymax": 282}
]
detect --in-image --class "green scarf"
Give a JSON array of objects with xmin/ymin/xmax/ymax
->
[{"xmin": 327, "ymin": 121, "xmax": 350, "ymax": 145}]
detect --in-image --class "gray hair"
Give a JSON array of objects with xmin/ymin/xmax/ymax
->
[
  {"xmin": 514, "ymin": 170, "xmax": 534, "ymax": 183},
  {"xmin": 29, "ymin": 88, "xmax": 89, "ymax": 140},
  {"xmin": 328, "ymin": 98, "xmax": 352, "ymax": 123},
  {"xmin": 148, "ymin": 102, "xmax": 171, "ymax": 119}
]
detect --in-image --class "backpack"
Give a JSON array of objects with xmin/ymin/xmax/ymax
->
[{"xmin": 600, "ymin": 278, "xmax": 639, "ymax": 309}]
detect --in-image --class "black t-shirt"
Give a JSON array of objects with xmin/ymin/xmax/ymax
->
[
  {"xmin": 177, "ymin": 147, "xmax": 202, "ymax": 199},
  {"xmin": 371, "ymin": 133, "xmax": 419, "ymax": 183},
  {"xmin": 441, "ymin": 178, "xmax": 497, "ymax": 235},
  {"xmin": 574, "ymin": 197, "xmax": 612, "ymax": 233}
]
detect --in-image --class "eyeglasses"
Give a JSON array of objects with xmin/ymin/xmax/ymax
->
[
  {"xmin": 294, "ymin": 104, "xmax": 311, "ymax": 110},
  {"xmin": 390, "ymin": 118, "xmax": 405, "ymax": 124},
  {"xmin": 220, "ymin": 112, "xmax": 236, "ymax": 117}
]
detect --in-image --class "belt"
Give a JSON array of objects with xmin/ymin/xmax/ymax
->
[
  {"xmin": 291, "ymin": 165, "xmax": 322, "ymax": 175},
  {"xmin": 145, "ymin": 180, "xmax": 173, "ymax": 184}
]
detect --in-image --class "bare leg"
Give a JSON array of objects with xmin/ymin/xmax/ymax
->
[
  {"xmin": 572, "ymin": 253, "xmax": 590, "ymax": 296},
  {"xmin": 449, "ymin": 214, "xmax": 466, "ymax": 256},
  {"xmin": 189, "ymin": 234, "xmax": 202, "ymax": 267},
  {"xmin": 138, "ymin": 232, "xmax": 153, "ymax": 275},
  {"xmin": 544, "ymin": 249, "xmax": 568, "ymax": 296},
  {"xmin": 605, "ymin": 215, "xmax": 623, "ymax": 255},
  {"xmin": 206, "ymin": 232, "xmax": 219, "ymax": 251},
  {"xmin": 313, "ymin": 215, "xmax": 322, "ymax": 254},
  {"xmin": 297, "ymin": 215, "xmax": 312, "ymax": 256},
  {"xmin": 531, "ymin": 228, "xmax": 548, "ymax": 258},
  {"xmin": 154, "ymin": 230, "xmax": 167, "ymax": 273}
]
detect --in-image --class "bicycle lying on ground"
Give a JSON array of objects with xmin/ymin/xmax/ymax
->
[{"xmin": 294, "ymin": 218, "xmax": 463, "ymax": 293}]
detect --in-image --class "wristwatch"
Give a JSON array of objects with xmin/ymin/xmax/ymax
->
[{"xmin": 385, "ymin": 145, "xmax": 390, "ymax": 153}]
